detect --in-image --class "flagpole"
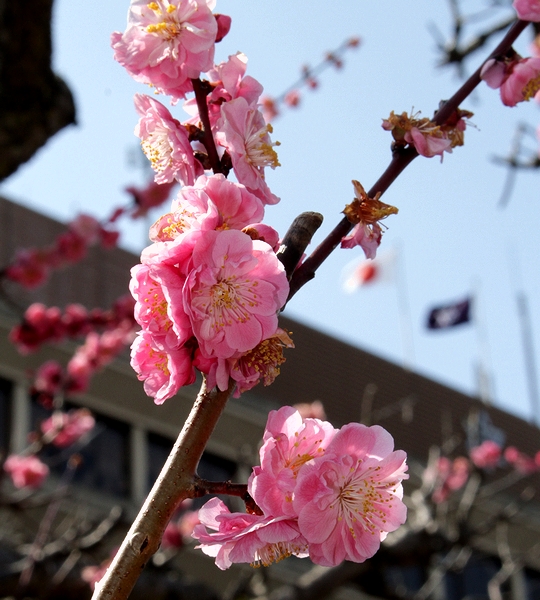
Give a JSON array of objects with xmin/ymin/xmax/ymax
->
[
  {"xmin": 395, "ymin": 241, "xmax": 415, "ymax": 370},
  {"xmin": 472, "ymin": 279, "xmax": 493, "ymax": 405},
  {"xmin": 507, "ymin": 246, "xmax": 540, "ymax": 425},
  {"xmin": 516, "ymin": 291, "xmax": 540, "ymax": 426}
]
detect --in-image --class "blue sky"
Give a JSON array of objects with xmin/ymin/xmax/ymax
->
[{"xmin": 2, "ymin": 1, "xmax": 540, "ymax": 423}]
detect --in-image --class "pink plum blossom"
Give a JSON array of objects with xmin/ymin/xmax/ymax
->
[
  {"xmin": 152, "ymin": 174, "xmax": 265, "ymax": 242},
  {"xmin": 69, "ymin": 214, "xmax": 102, "ymax": 245},
  {"xmin": 513, "ymin": 0, "xmax": 540, "ymax": 21},
  {"xmin": 340, "ymin": 180, "xmax": 398, "ymax": 259},
  {"xmin": 214, "ymin": 14, "xmax": 232, "ymax": 42},
  {"xmin": 183, "ymin": 53, "xmax": 263, "ymax": 130},
  {"xmin": 292, "ymin": 423, "xmax": 408, "ymax": 566},
  {"xmin": 481, "ymin": 57, "xmax": 540, "ymax": 106},
  {"xmin": 67, "ymin": 324, "xmax": 136, "ymax": 394},
  {"xmin": 192, "ymin": 497, "xmax": 309, "ymax": 569},
  {"xmin": 431, "ymin": 456, "xmax": 469, "ymax": 504},
  {"xmin": 41, "ymin": 409, "xmax": 96, "ymax": 448},
  {"xmin": 469, "ymin": 440, "xmax": 501, "ymax": 469},
  {"xmin": 184, "ymin": 229, "xmax": 289, "ymax": 359},
  {"xmin": 216, "ymin": 97, "xmax": 281, "ymax": 205},
  {"xmin": 125, "ymin": 180, "xmax": 177, "ymax": 218},
  {"xmin": 134, "ymin": 94, "xmax": 202, "ymax": 185},
  {"xmin": 194, "ymin": 327, "xmax": 293, "ymax": 396},
  {"xmin": 31, "ymin": 360, "xmax": 64, "ymax": 405},
  {"xmin": 4, "ymin": 454, "xmax": 49, "ymax": 489},
  {"xmin": 130, "ymin": 330, "xmax": 196, "ymax": 403},
  {"xmin": 241, "ymin": 223, "xmax": 280, "ymax": 251},
  {"xmin": 248, "ymin": 406, "xmax": 336, "ymax": 518},
  {"xmin": 504, "ymin": 446, "xmax": 537, "ymax": 474},
  {"xmin": 341, "ymin": 222, "xmax": 383, "ymax": 259},
  {"xmin": 111, "ymin": 0, "xmax": 218, "ymax": 101},
  {"xmin": 130, "ymin": 262, "xmax": 192, "ymax": 346}
]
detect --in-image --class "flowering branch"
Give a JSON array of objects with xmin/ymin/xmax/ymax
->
[
  {"xmin": 93, "ymin": 377, "xmax": 234, "ymax": 600},
  {"xmin": 191, "ymin": 78, "xmax": 223, "ymax": 174},
  {"xmin": 287, "ymin": 18, "xmax": 530, "ymax": 302}
]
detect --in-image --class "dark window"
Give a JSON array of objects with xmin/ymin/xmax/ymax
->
[
  {"xmin": 31, "ymin": 401, "xmax": 130, "ymax": 498},
  {"xmin": 148, "ymin": 432, "xmax": 237, "ymax": 506},
  {"xmin": 524, "ymin": 567, "xmax": 540, "ymax": 600},
  {"xmin": 444, "ymin": 554, "xmax": 502, "ymax": 600},
  {"xmin": 0, "ymin": 377, "xmax": 12, "ymax": 454},
  {"xmin": 385, "ymin": 565, "xmax": 425, "ymax": 597}
]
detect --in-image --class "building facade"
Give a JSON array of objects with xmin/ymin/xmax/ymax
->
[{"xmin": 1, "ymin": 196, "xmax": 540, "ymax": 600}]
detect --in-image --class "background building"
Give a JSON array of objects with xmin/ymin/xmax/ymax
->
[{"xmin": 1, "ymin": 196, "xmax": 540, "ymax": 600}]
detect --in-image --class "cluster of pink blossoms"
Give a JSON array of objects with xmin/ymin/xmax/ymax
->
[
  {"xmin": 427, "ymin": 439, "xmax": 540, "ymax": 504},
  {"xmin": 192, "ymin": 406, "xmax": 408, "ymax": 569},
  {"xmin": 3, "ymin": 408, "xmax": 95, "ymax": 490},
  {"xmin": 129, "ymin": 173, "xmax": 289, "ymax": 402},
  {"xmin": 112, "ymin": 1, "xmax": 291, "ymax": 402},
  {"xmin": 11, "ymin": 296, "xmax": 135, "ymax": 354},
  {"xmin": 3, "ymin": 214, "xmax": 118, "ymax": 290}
]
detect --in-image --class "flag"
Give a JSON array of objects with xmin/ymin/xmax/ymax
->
[
  {"xmin": 341, "ymin": 249, "xmax": 397, "ymax": 293},
  {"xmin": 427, "ymin": 297, "xmax": 471, "ymax": 330}
]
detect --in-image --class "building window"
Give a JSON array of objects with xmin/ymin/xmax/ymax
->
[
  {"xmin": 31, "ymin": 401, "xmax": 130, "ymax": 498},
  {"xmin": 524, "ymin": 567, "xmax": 540, "ymax": 600},
  {"xmin": 0, "ymin": 377, "xmax": 12, "ymax": 455},
  {"xmin": 444, "ymin": 554, "xmax": 502, "ymax": 600}
]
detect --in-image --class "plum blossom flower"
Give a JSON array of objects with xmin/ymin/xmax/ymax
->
[
  {"xmin": 192, "ymin": 497, "xmax": 309, "ymax": 569},
  {"xmin": 183, "ymin": 53, "xmax": 263, "ymax": 131},
  {"xmin": 4, "ymin": 454, "xmax": 49, "ymax": 489},
  {"xmin": 469, "ymin": 440, "xmax": 501, "ymax": 469},
  {"xmin": 184, "ymin": 229, "xmax": 289, "ymax": 359},
  {"xmin": 341, "ymin": 180, "xmax": 398, "ymax": 259},
  {"xmin": 125, "ymin": 180, "xmax": 177, "ymax": 218},
  {"xmin": 293, "ymin": 423, "xmax": 408, "ymax": 566},
  {"xmin": 149, "ymin": 175, "xmax": 265, "ymax": 242},
  {"xmin": 382, "ymin": 108, "xmax": 472, "ymax": 159},
  {"xmin": 216, "ymin": 97, "xmax": 281, "ymax": 205},
  {"xmin": 513, "ymin": 0, "xmax": 540, "ymax": 21},
  {"xmin": 130, "ymin": 330, "xmax": 196, "ymax": 403},
  {"xmin": 504, "ymin": 446, "xmax": 537, "ymax": 474},
  {"xmin": 193, "ymin": 408, "xmax": 408, "ymax": 569},
  {"xmin": 431, "ymin": 456, "xmax": 469, "ymax": 504},
  {"xmin": 194, "ymin": 327, "xmax": 294, "ymax": 396},
  {"xmin": 382, "ymin": 110, "xmax": 452, "ymax": 158},
  {"xmin": 41, "ymin": 409, "xmax": 96, "ymax": 448},
  {"xmin": 111, "ymin": 0, "xmax": 218, "ymax": 101},
  {"xmin": 130, "ymin": 262, "xmax": 192, "ymax": 346},
  {"xmin": 249, "ymin": 406, "xmax": 336, "ymax": 518},
  {"xmin": 134, "ymin": 94, "xmax": 202, "ymax": 185},
  {"xmin": 481, "ymin": 56, "xmax": 540, "ymax": 106}
]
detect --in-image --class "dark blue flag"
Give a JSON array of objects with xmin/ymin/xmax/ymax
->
[{"xmin": 427, "ymin": 298, "xmax": 471, "ymax": 330}]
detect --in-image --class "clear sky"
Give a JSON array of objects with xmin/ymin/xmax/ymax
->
[{"xmin": 2, "ymin": 1, "xmax": 540, "ymax": 423}]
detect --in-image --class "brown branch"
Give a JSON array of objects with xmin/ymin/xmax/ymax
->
[
  {"xmin": 191, "ymin": 78, "xmax": 223, "ymax": 174},
  {"xmin": 287, "ymin": 19, "xmax": 530, "ymax": 302},
  {"xmin": 92, "ymin": 377, "xmax": 235, "ymax": 600},
  {"xmin": 276, "ymin": 211, "xmax": 324, "ymax": 280},
  {"xmin": 193, "ymin": 477, "xmax": 248, "ymax": 499}
]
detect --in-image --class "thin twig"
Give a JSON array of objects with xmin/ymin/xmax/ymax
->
[{"xmin": 287, "ymin": 19, "xmax": 529, "ymax": 302}]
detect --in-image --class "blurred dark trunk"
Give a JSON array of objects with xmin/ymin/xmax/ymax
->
[{"xmin": 0, "ymin": 0, "xmax": 76, "ymax": 181}]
